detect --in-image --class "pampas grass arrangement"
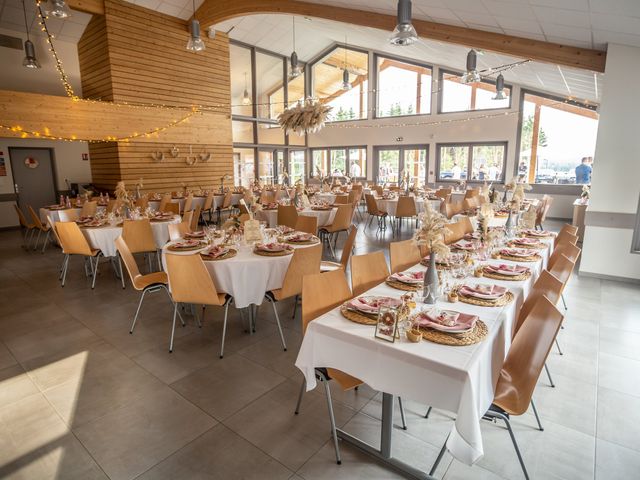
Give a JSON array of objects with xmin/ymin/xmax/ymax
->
[
  {"xmin": 278, "ymin": 98, "xmax": 332, "ymax": 136},
  {"xmin": 413, "ymin": 202, "xmax": 451, "ymax": 258}
]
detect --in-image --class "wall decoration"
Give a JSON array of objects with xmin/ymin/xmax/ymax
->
[
  {"xmin": 151, "ymin": 151, "xmax": 165, "ymax": 162},
  {"xmin": 0, "ymin": 157, "xmax": 6, "ymax": 176},
  {"xmin": 24, "ymin": 156, "xmax": 39, "ymax": 169},
  {"xmin": 82, "ymin": 153, "xmax": 89, "ymax": 161},
  {"xmin": 170, "ymin": 146, "xmax": 180, "ymax": 158},
  {"xmin": 199, "ymin": 152, "xmax": 211, "ymax": 162}
]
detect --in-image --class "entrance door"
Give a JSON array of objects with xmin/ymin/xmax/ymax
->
[
  {"xmin": 258, "ymin": 148, "xmax": 286, "ymax": 185},
  {"xmin": 9, "ymin": 147, "xmax": 57, "ymax": 210},
  {"xmin": 376, "ymin": 148, "xmax": 400, "ymax": 184},
  {"xmin": 374, "ymin": 145, "xmax": 429, "ymax": 185}
]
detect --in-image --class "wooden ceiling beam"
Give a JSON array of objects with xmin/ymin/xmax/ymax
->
[
  {"xmin": 197, "ymin": 0, "xmax": 606, "ymax": 73},
  {"xmin": 67, "ymin": 0, "xmax": 105, "ymax": 16}
]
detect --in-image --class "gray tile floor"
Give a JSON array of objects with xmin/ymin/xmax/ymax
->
[{"xmin": 0, "ymin": 216, "xmax": 639, "ymax": 480}]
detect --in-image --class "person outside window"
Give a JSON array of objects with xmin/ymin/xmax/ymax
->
[
  {"xmin": 575, "ymin": 157, "xmax": 593, "ymax": 184},
  {"xmin": 452, "ymin": 161, "xmax": 462, "ymax": 180},
  {"xmin": 350, "ymin": 162, "xmax": 361, "ymax": 178}
]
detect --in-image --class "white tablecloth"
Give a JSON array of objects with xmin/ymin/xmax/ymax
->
[
  {"xmin": 40, "ymin": 206, "xmax": 106, "ymax": 224},
  {"xmin": 451, "ymin": 214, "xmax": 508, "ymax": 231},
  {"xmin": 256, "ymin": 207, "xmax": 337, "ymax": 228},
  {"xmin": 313, "ymin": 193, "xmax": 337, "ymax": 204},
  {"xmin": 375, "ymin": 197, "xmax": 435, "ymax": 217},
  {"xmin": 148, "ymin": 196, "xmax": 206, "ymax": 212},
  {"xmin": 82, "ymin": 216, "xmax": 181, "ymax": 257},
  {"xmin": 295, "ymin": 238, "xmax": 553, "ymax": 466}
]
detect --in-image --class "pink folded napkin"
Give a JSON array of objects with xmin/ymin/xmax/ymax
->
[
  {"xmin": 185, "ymin": 231, "xmax": 205, "ymax": 239},
  {"xmin": 484, "ymin": 264, "xmax": 529, "ymax": 276},
  {"xmin": 501, "ymin": 248, "xmax": 536, "ymax": 257},
  {"xmin": 390, "ymin": 271, "xmax": 424, "ymax": 284},
  {"xmin": 452, "ymin": 240, "xmax": 475, "ymax": 250},
  {"xmin": 459, "ymin": 284, "xmax": 507, "ymax": 299},
  {"xmin": 415, "ymin": 310, "xmax": 478, "ymax": 332},
  {"xmin": 513, "ymin": 237, "xmax": 539, "ymax": 245},
  {"xmin": 172, "ymin": 239, "xmax": 201, "ymax": 249},
  {"xmin": 346, "ymin": 296, "xmax": 402, "ymax": 314},
  {"xmin": 464, "ymin": 232, "xmax": 481, "ymax": 240},
  {"xmin": 287, "ymin": 233, "xmax": 313, "ymax": 242},
  {"xmin": 202, "ymin": 246, "xmax": 229, "ymax": 258},
  {"xmin": 522, "ymin": 229, "xmax": 552, "ymax": 237},
  {"xmin": 256, "ymin": 242, "xmax": 289, "ymax": 252}
]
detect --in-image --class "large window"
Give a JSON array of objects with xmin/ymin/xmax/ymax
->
[
  {"xmin": 440, "ymin": 70, "xmax": 511, "ymax": 113},
  {"xmin": 437, "ymin": 143, "xmax": 506, "ymax": 182},
  {"xmin": 233, "ymin": 148, "xmax": 255, "ymax": 187},
  {"xmin": 230, "ymin": 44, "xmax": 253, "ymax": 117},
  {"xmin": 312, "ymin": 47, "xmax": 368, "ymax": 121},
  {"xmin": 375, "ymin": 146, "xmax": 428, "ymax": 185},
  {"xmin": 518, "ymin": 92, "xmax": 598, "ymax": 185},
  {"xmin": 377, "ymin": 57, "xmax": 431, "ymax": 117},
  {"xmin": 256, "ymin": 52, "xmax": 285, "ymax": 120},
  {"xmin": 289, "ymin": 150, "xmax": 306, "ymax": 183},
  {"xmin": 311, "ymin": 147, "xmax": 367, "ymax": 178}
]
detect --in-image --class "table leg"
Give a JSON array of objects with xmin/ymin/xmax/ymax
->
[{"xmin": 336, "ymin": 392, "xmax": 436, "ymax": 480}]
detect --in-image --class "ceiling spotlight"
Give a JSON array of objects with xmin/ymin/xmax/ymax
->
[
  {"xmin": 289, "ymin": 17, "xmax": 302, "ymax": 78},
  {"xmin": 389, "ymin": 0, "xmax": 418, "ymax": 46},
  {"xmin": 493, "ymin": 73, "xmax": 508, "ymax": 100},
  {"xmin": 341, "ymin": 68, "xmax": 352, "ymax": 91},
  {"xmin": 186, "ymin": 0, "xmax": 205, "ymax": 52},
  {"xmin": 21, "ymin": 0, "xmax": 40, "ymax": 69},
  {"xmin": 461, "ymin": 49, "xmax": 481, "ymax": 84},
  {"xmin": 46, "ymin": 0, "xmax": 70, "ymax": 19}
]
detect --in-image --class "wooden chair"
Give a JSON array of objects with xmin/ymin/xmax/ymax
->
[
  {"xmin": 168, "ymin": 222, "xmax": 190, "ymax": 241},
  {"xmin": 135, "ymin": 196, "xmax": 148, "ymax": 210},
  {"xmin": 373, "ymin": 185, "xmax": 384, "ymax": 196},
  {"xmin": 536, "ymin": 195, "xmax": 553, "ymax": 230},
  {"xmin": 259, "ymin": 189, "xmax": 274, "ymax": 204},
  {"xmin": 395, "ymin": 196, "xmax": 417, "ymax": 232},
  {"xmin": 58, "ymin": 209, "xmax": 79, "ymax": 222},
  {"xmin": 430, "ymin": 296, "xmax": 564, "ymax": 480},
  {"xmin": 463, "ymin": 188, "xmax": 480, "ymax": 200},
  {"xmin": 389, "ymin": 239, "xmax": 421, "ymax": 273},
  {"xmin": 515, "ymin": 271, "xmax": 563, "ymax": 334},
  {"xmin": 443, "ymin": 220, "xmax": 466, "ymax": 245},
  {"xmin": 364, "ymin": 193, "xmax": 388, "ymax": 232},
  {"xmin": 238, "ymin": 213, "xmax": 251, "ymax": 226},
  {"xmin": 81, "ymin": 200, "xmax": 97, "ymax": 217},
  {"xmin": 319, "ymin": 204, "xmax": 353, "ymax": 259},
  {"xmin": 333, "ymin": 194, "xmax": 349, "ymax": 205},
  {"xmin": 122, "ymin": 219, "xmax": 159, "ymax": 271},
  {"xmin": 559, "ymin": 224, "xmax": 578, "ymax": 237},
  {"xmin": 265, "ymin": 243, "xmax": 321, "ymax": 337},
  {"xmin": 27, "ymin": 206, "xmax": 52, "ymax": 253},
  {"xmin": 549, "ymin": 253, "xmax": 578, "ymax": 314},
  {"xmin": 321, "ymin": 225, "xmax": 357, "ymax": 273},
  {"xmin": 434, "ymin": 188, "xmax": 451, "ymax": 200},
  {"xmin": 277, "ymin": 204, "xmax": 298, "ymax": 229},
  {"xmin": 458, "ymin": 216, "xmax": 474, "ymax": 235},
  {"xmin": 182, "ymin": 194, "xmax": 193, "ymax": 214},
  {"xmin": 216, "ymin": 191, "xmax": 234, "ymax": 225},
  {"xmin": 158, "ymin": 194, "xmax": 171, "ymax": 212},
  {"xmin": 201, "ymin": 191, "xmax": 215, "ymax": 224},
  {"xmin": 55, "ymin": 221, "xmax": 103, "ymax": 289},
  {"xmin": 461, "ymin": 196, "xmax": 479, "ymax": 211},
  {"xmin": 548, "ymin": 242, "xmax": 581, "ymax": 271},
  {"xmin": 190, "ymin": 205, "xmax": 202, "ymax": 232},
  {"xmin": 162, "ymin": 202, "xmax": 180, "ymax": 215},
  {"xmin": 555, "ymin": 230, "xmax": 578, "ymax": 247},
  {"xmin": 14, "ymin": 204, "xmax": 36, "ymax": 248},
  {"xmin": 115, "ymin": 236, "xmax": 182, "ymax": 346},
  {"xmin": 295, "ymin": 215, "xmax": 318, "ymax": 235},
  {"xmin": 444, "ymin": 201, "xmax": 464, "ymax": 219},
  {"xmin": 351, "ymin": 251, "xmax": 389, "ymax": 296},
  {"xmin": 165, "ymin": 253, "xmax": 233, "ymax": 354}
]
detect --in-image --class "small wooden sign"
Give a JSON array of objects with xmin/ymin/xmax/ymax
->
[{"xmin": 244, "ymin": 219, "xmax": 262, "ymax": 243}]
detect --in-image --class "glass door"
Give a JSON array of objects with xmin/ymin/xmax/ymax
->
[
  {"xmin": 375, "ymin": 145, "xmax": 429, "ymax": 185},
  {"xmin": 289, "ymin": 150, "xmax": 306, "ymax": 184},
  {"xmin": 259, "ymin": 148, "xmax": 287, "ymax": 185},
  {"xmin": 376, "ymin": 148, "xmax": 401, "ymax": 184},
  {"xmin": 403, "ymin": 147, "xmax": 428, "ymax": 186}
]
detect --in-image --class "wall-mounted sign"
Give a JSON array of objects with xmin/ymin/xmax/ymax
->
[
  {"xmin": 24, "ymin": 156, "xmax": 39, "ymax": 169},
  {"xmin": 82, "ymin": 153, "xmax": 89, "ymax": 161},
  {"xmin": 0, "ymin": 157, "xmax": 6, "ymax": 176}
]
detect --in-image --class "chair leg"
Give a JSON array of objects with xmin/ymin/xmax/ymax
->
[
  {"xmin": 61, "ymin": 254, "xmax": 70, "ymax": 286},
  {"xmin": 554, "ymin": 338, "xmax": 563, "ymax": 355},
  {"xmin": 322, "ymin": 378, "xmax": 342, "ymax": 465},
  {"xmin": 291, "ymin": 294, "xmax": 299, "ymax": 320},
  {"xmin": 130, "ymin": 288, "xmax": 148, "ymax": 333},
  {"xmin": 429, "ymin": 435, "xmax": 449, "ymax": 477},
  {"xmin": 530, "ymin": 398, "xmax": 544, "ymax": 431},
  {"xmin": 294, "ymin": 377, "xmax": 305, "ymax": 414},
  {"xmin": 219, "ymin": 301, "xmax": 230, "ymax": 358},
  {"xmin": 41, "ymin": 231, "xmax": 50, "ymax": 253},
  {"xmin": 398, "ymin": 396, "xmax": 407, "ymax": 430},
  {"xmin": 91, "ymin": 253, "xmax": 101, "ymax": 289},
  {"xmin": 544, "ymin": 362, "xmax": 555, "ymax": 388},
  {"xmin": 194, "ymin": 307, "xmax": 202, "ymax": 328},
  {"xmin": 561, "ymin": 293, "xmax": 568, "ymax": 311},
  {"xmin": 269, "ymin": 298, "xmax": 287, "ymax": 351},
  {"xmin": 33, "ymin": 229, "xmax": 42, "ymax": 251},
  {"xmin": 169, "ymin": 303, "xmax": 178, "ymax": 352},
  {"xmin": 424, "ymin": 406, "xmax": 432, "ymax": 418},
  {"xmin": 501, "ymin": 414, "xmax": 530, "ymax": 480}
]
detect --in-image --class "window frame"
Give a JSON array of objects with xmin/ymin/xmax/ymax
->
[
  {"xmin": 435, "ymin": 141, "xmax": 508, "ymax": 184},
  {"xmin": 437, "ymin": 68, "xmax": 513, "ymax": 114},
  {"xmin": 309, "ymin": 145, "xmax": 368, "ymax": 179},
  {"xmin": 373, "ymin": 53, "xmax": 433, "ymax": 119},
  {"xmin": 373, "ymin": 144, "xmax": 430, "ymax": 185}
]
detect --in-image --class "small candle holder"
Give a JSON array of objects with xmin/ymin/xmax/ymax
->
[
  {"xmin": 406, "ymin": 328, "xmax": 422, "ymax": 343},
  {"xmin": 448, "ymin": 291, "xmax": 459, "ymax": 303},
  {"xmin": 474, "ymin": 267, "xmax": 484, "ymax": 278}
]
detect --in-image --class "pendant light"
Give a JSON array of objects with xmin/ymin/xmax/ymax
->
[
  {"xmin": 493, "ymin": 73, "xmax": 508, "ymax": 100},
  {"xmin": 289, "ymin": 17, "xmax": 302, "ymax": 78},
  {"xmin": 45, "ymin": 0, "xmax": 70, "ymax": 19},
  {"xmin": 242, "ymin": 72, "xmax": 251, "ymax": 105},
  {"xmin": 21, "ymin": 0, "xmax": 40, "ymax": 69},
  {"xmin": 389, "ymin": 0, "xmax": 418, "ymax": 46},
  {"xmin": 461, "ymin": 49, "xmax": 481, "ymax": 84},
  {"xmin": 341, "ymin": 39, "xmax": 351, "ymax": 91},
  {"xmin": 186, "ymin": 0, "xmax": 205, "ymax": 52}
]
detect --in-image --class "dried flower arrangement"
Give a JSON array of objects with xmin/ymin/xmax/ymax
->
[
  {"xmin": 521, "ymin": 206, "xmax": 537, "ymax": 229},
  {"xmin": 114, "ymin": 181, "xmax": 132, "ymax": 213},
  {"xmin": 278, "ymin": 98, "xmax": 332, "ymax": 136},
  {"xmin": 581, "ymin": 184, "xmax": 590, "ymax": 200},
  {"xmin": 413, "ymin": 202, "xmax": 451, "ymax": 258}
]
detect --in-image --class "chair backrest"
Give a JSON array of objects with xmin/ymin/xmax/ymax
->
[
  {"xmin": 559, "ymin": 224, "xmax": 578, "ymax": 236},
  {"xmin": 494, "ymin": 296, "xmax": 564, "ymax": 416},
  {"xmin": 162, "ymin": 202, "xmax": 180, "ymax": 215},
  {"xmin": 202, "ymin": 192, "xmax": 215, "ymax": 211},
  {"xmin": 374, "ymin": 185, "xmax": 384, "ymax": 196},
  {"xmin": 277, "ymin": 243, "xmax": 322, "ymax": 299},
  {"xmin": 183, "ymin": 194, "xmax": 193, "ymax": 213},
  {"xmin": 435, "ymin": 188, "xmax": 451, "ymax": 200},
  {"xmin": 389, "ymin": 239, "xmax": 421, "ymax": 273},
  {"xmin": 190, "ymin": 205, "xmax": 201, "ymax": 231},
  {"xmin": 27, "ymin": 205, "xmax": 46, "ymax": 230},
  {"xmin": 238, "ymin": 213, "xmax": 251, "ymax": 225},
  {"xmin": 122, "ymin": 219, "xmax": 157, "ymax": 253},
  {"xmin": 365, "ymin": 194, "xmax": 382, "ymax": 215},
  {"xmin": 295, "ymin": 215, "xmax": 318, "ymax": 235},
  {"xmin": 329, "ymin": 204, "xmax": 353, "ymax": 231},
  {"xmin": 14, "ymin": 205, "xmax": 32, "ymax": 228},
  {"xmin": 277, "ymin": 204, "xmax": 298, "ymax": 229},
  {"xmin": 333, "ymin": 194, "xmax": 349, "ymax": 205},
  {"xmin": 548, "ymin": 242, "xmax": 581, "ymax": 270},
  {"xmin": 514, "ymin": 270, "xmax": 563, "ymax": 333},
  {"xmin": 351, "ymin": 251, "xmax": 390, "ymax": 296},
  {"xmin": 462, "ymin": 197, "xmax": 479, "ymax": 210},
  {"xmin": 115, "ymin": 235, "xmax": 143, "ymax": 290},
  {"xmin": 338, "ymin": 225, "xmax": 358, "ymax": 270},
  {"xmin": 444, "ymin": 201, "xmax": 464, "ymax": 219},
  {"xmin": 221, "ymin": 191, "xmax": 233, "ymax": 209},
  {"xmin": 47, "ymin": 216, "xmax": 62, "ymax": 244},
  {"xmin": 181, "ymin": 210, "xmax": 193, "ymax": 227},
  {"xmin": 168, "ymin": 222, "xmax": 190, "ymax": 241},
  {"xmin": 238, "ymin": 203, "xmax": 250, "ymax": 215},
  {"xmin": 58, "ymin": 209, "xmax": 79, "ymax": 222},
  {"xmin": 81, "ymin": 201, "xmax": 97, "ymax": 217},
  {"xmin": 135, "ymin": 196, "xmax": 149, "ymax": 210},
  {"xmin": 55, "ymin": 221, "xmax": 94, "ymax": 256},
  {"xmin": 302, "ymin": 269, "xmax": 352, "ymax": 333},
  {"xmin": 555, "ymin": 230, "xmax": 578, "ymax": 246},
  {"xmin": 463, "ymin": 188, "xmax": 480, "ymax": 199},
  {"xmin": 537, "ymin": 195, "xmax": 553, "ymax": 225},
  {"xmin": 443, "ymin": 220, "xmax": 466, "ymax": 244},
  {"xmin": 259, "ymin": 190, "xmax": 274, "ymax": 204},
  {"xmin": 458, "ymin": 216, "xmax": 474, "ymax": 234},
  {"xmin": 165, "ymin": 253, "xmax": 225, "ymax": 306},
  {"xmin": 158, "ymin": 194, "xmax": 171, "ymax": 212},
  {"xmin": 548, "ymin": 253, "xmax": 576, "ymax": 288},
  {"xmin": 396, "ymin": 196, "xmax": 417, "ymax": 218}
]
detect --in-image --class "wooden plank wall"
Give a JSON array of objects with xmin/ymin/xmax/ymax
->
[{"xmin": 78, "ymin": 0, "xmax": 233, "ymax": 192}]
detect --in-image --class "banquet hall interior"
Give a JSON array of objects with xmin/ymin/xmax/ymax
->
[{"xmin": 1, "ymin": 0, "xmax": 640, "ymax": 479}]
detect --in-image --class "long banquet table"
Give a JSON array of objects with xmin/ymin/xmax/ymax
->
[
  {"xmin": 295, "ymin": 235, "xmax": 554, "ymax": 477},
  {"xmin": 255, "ymin": 207, "xmax": 337, "ymax": 228}
]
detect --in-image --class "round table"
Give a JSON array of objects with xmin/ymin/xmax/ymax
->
[
  {"xmin": 161, "ymin": 239, "xmax": 316, "ymax": 308},
  {"xmin": 375, "ymin": 197, "xmax": 438, "ymax": 217},
  {"xmin": 81, "ymin": 215, "xmax": 181, "ymax": 257},
  {"xmin": 40, "ymin": 205, "xmax": 107, "ymax": 224},
  {"xmin": 256, "ymin": 207, "xmax": 337, "ymax": 228}
]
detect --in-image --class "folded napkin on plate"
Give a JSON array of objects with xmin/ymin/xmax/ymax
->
[
  {"xmin": 452, "ymin": 240, "xmax": 475, "ymax": 250},
  {"xmin": 459, "ymin": 284, "xmax": 507, "ymax": 299},
  {"xmin": 390, "ymin": 271, "xmax": 424, "ymax": 284},
  {"xmin": 346, "ymin": 296, "xmax": 402, "ymax": 314},
  {"xmin": 287, "ymin": 233, "xmax": 313, "ymax": 242},
  {"xmin": 522, "ymin": 229, "xmax": 551, "ymax": 237},
  {"xmin": 513, "ymin": 237, "xmax": 539, "ymax": 245},
  {"xmin": 484, "ymin": 264, "xmax": 528, "ymax": 276},
  {"xmin": 173, "ymin": 239, "xmax": 200, "ymax": 248},
  {"xmin": 185, "ymin": 231, "xmax": 205, "ymax": 239},
  {"xmin": 256, "ymin": 242, "xmax": 288, "ymax": 252},
  {"xmin": 202, "ymin": 246, "xmax": 228, "ymax": 258},
  {"xmin": 501, "ymin": 248, "xmax": 536, "ymax": 257},
  {"xmin": 464, "ymin": 232, "xmax": 481, "ymax": 240},
  {"xmin": 415, "ymin": 310, "xmax": 478, "ymax": 332}
]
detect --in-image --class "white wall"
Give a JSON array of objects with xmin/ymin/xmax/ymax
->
[{"xmin": 580, "ymin": 44, "xmax": 640, "ymax": 280}]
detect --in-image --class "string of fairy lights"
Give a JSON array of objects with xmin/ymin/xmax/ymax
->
[{"xmin": 6, "ymin": 2, "xmax": 593, "ymax": 142}]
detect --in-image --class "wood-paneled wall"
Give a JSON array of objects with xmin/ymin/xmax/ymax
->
[{"xmin": 78, "ymin": 0, "xmax": 234, "ymax": 192}]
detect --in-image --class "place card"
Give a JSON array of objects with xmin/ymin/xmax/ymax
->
[
  {"xmin": 244, "ymin": 219, "xmax": 262, "ymax": 243},
  {"xmin": 375, "ymin": 306, "xmax": 399, "ymax": 343}
]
